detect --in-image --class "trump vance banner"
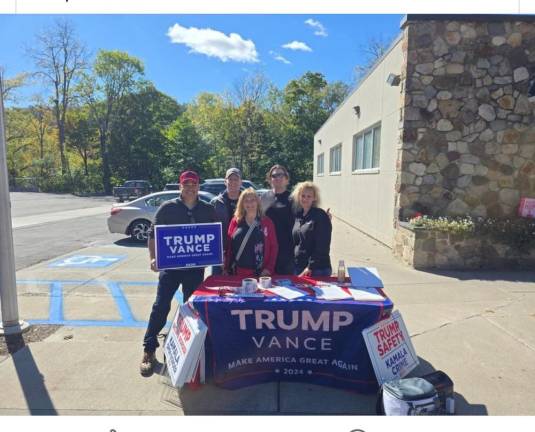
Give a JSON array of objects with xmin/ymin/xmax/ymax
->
[
  {"xmin": 155, "ymin": 223, "xmax": 223, "ymax": 270},
  {"xmin": 192, "ymin": 292, "xmax": 391, "ymax": 392}
]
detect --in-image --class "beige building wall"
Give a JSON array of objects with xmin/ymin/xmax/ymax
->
[{"xmin": 314, "ymin": 37, "xmax": 404, "ymax": 246}]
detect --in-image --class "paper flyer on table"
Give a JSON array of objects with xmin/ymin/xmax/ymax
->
[
  {"xmin": 312, "ymin": 284, "xmax": 353, "ymax": 300},
  {"xmin": 348, "ymin": 286, "xmax": 385, "ymax": 301},
  {"xmin": 266, "ymin": 285, "xmax": 308, "ymax": 300},
  {"xmin": 348, "ymin": 267, "xmax": 384, "ymax": 288}
]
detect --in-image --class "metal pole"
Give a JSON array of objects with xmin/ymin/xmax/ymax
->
[{"xmin": 0, "ymin": 75, "xmax": 29, "ymax": 336}]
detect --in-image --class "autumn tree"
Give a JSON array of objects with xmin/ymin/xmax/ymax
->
[{"xmin": 28, "ymin": 19, "xmax": 88, "ymax": 176}]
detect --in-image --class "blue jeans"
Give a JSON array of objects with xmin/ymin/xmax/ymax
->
[
  {"xmin": 211, "ymin": 265, "xmax": 223, "ymax": 276},
  {"xmin": 294, "ymin": 265, "xmax": 332, "ymax": 277},
  {"xmin": 143, "ymin": 268, "xmax": 204, "ymax": 353}
]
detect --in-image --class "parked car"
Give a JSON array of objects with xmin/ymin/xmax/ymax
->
[
  {"xmin": 107, "ymin": 190, "xmax": 215, "ymax": 242},
  {"xmin": 113, "ymin": 180, "xmax": 153, "ymax": 202},
  {"xmin": 163, "ymin": 183, "xmax": 179, "ymax": 191},
  {"xmin": 255, "ymin": 188, "xmax": 270, "ymax": 196},
  {"xmin": 199, "ymin": 178, "xmax": 260, "ymax": 196}
]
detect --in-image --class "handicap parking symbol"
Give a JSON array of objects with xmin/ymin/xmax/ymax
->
[{"xmin": 49, "ymin": 255, "xmax": 126, "ymax": 268}]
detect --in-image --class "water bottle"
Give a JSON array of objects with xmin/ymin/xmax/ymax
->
[{"xmin": 337, "ymin": 260, "xmax": 346, "ymax": 283}]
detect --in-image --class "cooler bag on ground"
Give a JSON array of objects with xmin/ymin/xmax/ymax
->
[
  {"xmin": 419, "ymin": 370, "xmax": 455, "ymax": 414},
  {"xmin": 376, "ymin": 377, "xmax": 440, "ymax": 415}
]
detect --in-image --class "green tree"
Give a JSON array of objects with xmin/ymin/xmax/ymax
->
[
  {"xmin": 187, "ymin": 92, "xmax": 233, "ymax": 177},
  {"xmin": 65, "ymin": 106, "xmax": 99, "ymax": 176},
  {"xmin": 78, "ymin": 50, "xmax": 145, "ymax": 193},
  {"xmin": 109, "ymin": 84, "xmax": 183, "ymax": 188},
  {"xmin": 164, "ymin": 113, "xmax": 208, "ymax": 181},
  {"xmin": 5, "ymin": 108, "xmax": 37, "ymax": 185},
  {"xmin": 29, "ymin": 97, "xmax": 55, "ymax": 178},
  {"xmin": 267, "ymin": 72, "xmax": 349, "ymax": 182}
]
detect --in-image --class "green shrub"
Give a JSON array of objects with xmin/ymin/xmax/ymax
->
[{"xmin": 409, "ymin": 215, "xmax": 535, "ymax": 253}]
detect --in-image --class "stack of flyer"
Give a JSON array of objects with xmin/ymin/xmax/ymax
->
[{"xmin": 163, "ymin": 304, "xmax": 207, "ymax": 388}]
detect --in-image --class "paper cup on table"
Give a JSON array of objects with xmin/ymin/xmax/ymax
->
[
  {"xmin": 259, "ymin": 276, "xmax": 272, "ymax": 289},
  {"xmin": 241, "ymin": 278, "xmax": 257, "ymax": 294}
]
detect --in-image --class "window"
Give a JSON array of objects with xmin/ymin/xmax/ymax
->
[
  {"xmin": 145, "ymin": 193, "xmax": 177, "ymax": 207},
  {"xmin": 317, "ymin": 153, "xmax": 324, "ymax": 175},
  {"xmin": 352, "ymin": 124, "xmax": 381, "ymax": 171},
  {"xmin": 329, "ymin": 144, "xmax": 342, "ymax": 174}
]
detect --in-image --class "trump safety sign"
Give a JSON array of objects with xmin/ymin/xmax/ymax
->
[
  {"xmin": 362, "ymin": 310, "xmax": 419, "ymax": 385},
  {"xmin": 154, "ymin": 223, "xmax": 223, "ymax": 270}
]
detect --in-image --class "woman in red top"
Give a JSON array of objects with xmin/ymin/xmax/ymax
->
[{"xmin": 224, "ymin": 188, "xmax": 278, "ymax": 277}]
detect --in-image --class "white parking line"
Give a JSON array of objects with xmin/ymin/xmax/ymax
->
[{"xmin": 12, "ymin": 205, "xmax": 112, "ymax": 229}]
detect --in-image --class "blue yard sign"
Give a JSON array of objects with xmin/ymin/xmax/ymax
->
[{"xmin": 155, "ymin": 223, "xmax": 223, "ymax": 270}]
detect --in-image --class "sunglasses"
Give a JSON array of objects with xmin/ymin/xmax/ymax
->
[{"xmin": 271, "ymin": 173, "xmax": 286, "ymax": 179}]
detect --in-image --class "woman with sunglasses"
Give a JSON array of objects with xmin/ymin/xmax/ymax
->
[{"xmin": 260, "ymin": 164, "xmax": 295, "ymax": 275}]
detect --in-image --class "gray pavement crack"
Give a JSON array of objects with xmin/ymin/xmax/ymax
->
[{"xmin": 410, "ymin": 294, "xmax": 535, "ymax": 353}]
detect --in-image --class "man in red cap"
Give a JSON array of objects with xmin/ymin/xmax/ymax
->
[{"xmin": 140, "ymin": 170, "xmax": 217, "ymax": 376}]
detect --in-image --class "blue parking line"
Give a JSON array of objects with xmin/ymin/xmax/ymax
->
[
  {"xmin": 17, "ymin": 279, "xmax": 181, "ymax": 328},
  {"xmin": 107, "ymin": 281, "xmax": 136, "ymax": 324},
  {"xmin": 49, "ymin": 282, "xmax": 64, "ymax": 322}
]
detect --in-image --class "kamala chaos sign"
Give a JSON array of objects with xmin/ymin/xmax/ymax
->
[{"xmin": 155, "ymin": 223, "xmax": 223, "ymax": 270}]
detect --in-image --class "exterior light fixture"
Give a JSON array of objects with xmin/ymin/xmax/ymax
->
[
  {"xmin": 353, "ymin": 105, "xmax": 360, "ymax": 117},
  {"xmin": 386, "ymin": 73, "xmax": 401, "ymax": 86}
]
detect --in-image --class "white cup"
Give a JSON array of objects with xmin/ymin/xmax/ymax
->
[
  {"xmin": 241, "ymin": 278, "xmax": 257, "ymax": 294},
  {"xmin": 259, "ymin": 276, "xmax": 272, "ymax": 289}
]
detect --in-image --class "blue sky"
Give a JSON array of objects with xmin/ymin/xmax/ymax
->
[{"xmin": 0, "ymin": 14, "xmax": 403, "ymax": 105}]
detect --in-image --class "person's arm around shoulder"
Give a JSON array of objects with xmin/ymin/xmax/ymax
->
[{"xmin": 261, "ymin": 216, "xmax": 278, "ymax": 276}]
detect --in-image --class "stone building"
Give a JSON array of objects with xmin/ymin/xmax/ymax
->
[{"xmin": 314, "ymin": 15, "xmax": 535, "ymax": 266}]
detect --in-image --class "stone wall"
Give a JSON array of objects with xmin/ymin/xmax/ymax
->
[
  {"xmin": 395, "ymin": 17, "xmax": 535, "ymax": 221},
  {"xmin": 393, "ymin": 222, "xmax": 535, "ymax": 269}
]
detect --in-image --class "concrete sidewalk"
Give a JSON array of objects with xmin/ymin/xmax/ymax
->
[{"xmin": 1, "ymin": 219, "xmax": 534, "ymax": 415}]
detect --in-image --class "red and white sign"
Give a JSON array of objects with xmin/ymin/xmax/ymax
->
[
  {"xmin": 164, "ymin": 304, "xmax": 207, "ymax": 388},
  {"xmin": 518, "ymin": 197, "xmax": 535, "ymax": 219},
  {"xmin": 362, "ymin": 310, "xmax": 419, "ymax": 385}
]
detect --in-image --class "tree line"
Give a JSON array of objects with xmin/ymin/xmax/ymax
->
[{"xmin": 3, "ymin": 20, "xmax": 354, "ymax": 194}]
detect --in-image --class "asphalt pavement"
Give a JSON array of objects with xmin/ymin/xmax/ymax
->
[
  {"xmin": 11, "ymin": 192, "xmax": 122, "ymax": 270},
  {"xmin": 1, "ymin": 192, "xmax": 535, "ymax": 415}
]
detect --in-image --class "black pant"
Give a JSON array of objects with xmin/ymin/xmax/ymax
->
[
  {"xmin": 142, "ymin": 268, "xmax": 204, "ymax": 353},
  {"xmin": 275, "ymin": 256, "xmax": 295, "ymax": 275}
]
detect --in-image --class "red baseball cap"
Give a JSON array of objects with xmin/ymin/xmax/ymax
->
[{"xmin": 179, "ymin": 170, "xmax": 200, "ymax": 184}]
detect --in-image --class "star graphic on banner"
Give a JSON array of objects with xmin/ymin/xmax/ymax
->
[
  {"xmin": 307, "ymin": 370, "xmax": 312, "ymax": 375},
  {"xmin": 275, "ymin": 369, "xmax": 280, "ymax": 373}
]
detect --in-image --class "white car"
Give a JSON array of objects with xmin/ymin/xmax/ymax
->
[{"xmin": 107, "ymin": 190, "xmax": 215, "ymax": 242}]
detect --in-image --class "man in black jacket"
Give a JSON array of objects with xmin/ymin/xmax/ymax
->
[
  {"xmin": 140, "ymin": 170, "xmax": 217, "ymax": 376},
  {"xmin": 260, "ymin": 165, "xmax": 295, "ymax": 275},
  {"xmin": 210, "ymin": 168, "xmax": 242, "ymax": 275}
]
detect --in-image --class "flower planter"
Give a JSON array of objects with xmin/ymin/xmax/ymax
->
[{"xmin": 393, "ymin": 221, "xmax": 535, "ymax": 270}]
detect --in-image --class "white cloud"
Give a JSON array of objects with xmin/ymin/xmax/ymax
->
[
  {"xmin": 167, "ymin": 23, "xmax": 259, "ymax": 63},
  {"xmin": 305, "ymin": 18, "xmax": 328, "ymax": 37},
  {"xmin": 282, "ymin": 41, "xmax": 312, "ymax": 52},
  {"xmin": 269, "ymin": 50, "xmax": 291, "ymax": 65}
]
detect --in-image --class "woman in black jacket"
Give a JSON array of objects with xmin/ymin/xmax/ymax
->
[{"xmin": 290, "ymin": 181, "xmax": 332, "ymax": 277}]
